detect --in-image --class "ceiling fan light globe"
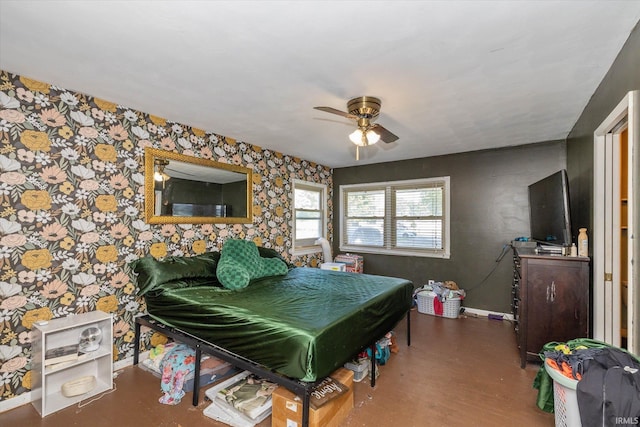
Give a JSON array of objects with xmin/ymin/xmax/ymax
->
[
  {"xmin": 349, "ymin": 129, "xmax": 366, "ymax": 146},
  {"xmin": 154, "ymin": 171, "xmax": 164, "ymax": 182},
  {"xmin": 366, "ymin": 130, "xmax": 380, "ymax": 145}
]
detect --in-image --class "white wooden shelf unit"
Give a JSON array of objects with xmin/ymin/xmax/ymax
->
[{"xmin": 32, "ymin": 310, "xmax": 113, "ymax": 417}]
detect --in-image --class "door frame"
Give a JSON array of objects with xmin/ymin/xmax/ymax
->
[{"xmin": 593, "ymin": 90, "xmax": 638, "ymax": 353}]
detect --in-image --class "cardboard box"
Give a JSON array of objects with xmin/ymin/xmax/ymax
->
[
  {"xmin": 271, "ymin": 368, "xmax": 354, "ymax": 427},
  {"xmin": 334, "ymin": 254, "xmax": 364, "ymax": 274}
]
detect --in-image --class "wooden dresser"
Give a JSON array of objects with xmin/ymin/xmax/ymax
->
[{"xmin": 512, "ymin": 247, "xmax": 589, "ymax": 368}]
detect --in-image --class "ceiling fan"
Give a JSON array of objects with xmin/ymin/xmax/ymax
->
[
  {"xmin": 314, "ymin": 96, "xmax": 399, "ymax": 160},
  {"xmin": 153, "ymin": 159, "xmax": 171, "ymax": 183}
]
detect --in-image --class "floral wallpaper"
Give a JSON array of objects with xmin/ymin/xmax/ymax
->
[{"xmin": 0, "ymin": 70, "xmax": 332, "ymax": 403}]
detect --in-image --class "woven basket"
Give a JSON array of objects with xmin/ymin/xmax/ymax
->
[{"xmin": 416, "ymin": 290, "xmax": 461, "ymax": 319}]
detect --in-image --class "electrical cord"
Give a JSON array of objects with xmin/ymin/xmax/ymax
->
[
  {"xmin": 464, "ymin": 243, "xmax": 511, "ymax": 292},
  {"xmin": 76, "ymin": 372, "xmax": 119, "ymax": 409}
]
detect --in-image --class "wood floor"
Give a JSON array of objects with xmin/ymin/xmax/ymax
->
[{"xmin": 1, "ymin": 310, "xmax": 554, "ymax": 427}]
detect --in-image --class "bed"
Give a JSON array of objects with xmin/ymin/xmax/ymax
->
[{"xmin": 131, "ymin": 244, "xmax": 413, "ymax": 426}]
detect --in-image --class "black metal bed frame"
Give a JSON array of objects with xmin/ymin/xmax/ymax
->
[{"xmin": 133, "ymin": 311, "xmax": 411, "ymax": 427}]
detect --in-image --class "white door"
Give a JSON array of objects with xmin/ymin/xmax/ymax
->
[{"xmin": 593, "ymin": 90, "xmax": 639, "ymax": 354}]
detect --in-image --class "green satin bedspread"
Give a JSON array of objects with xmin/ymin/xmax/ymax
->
[{"xmin": 144, "ymin": 267, "xmax": 413, "ymax": 382}]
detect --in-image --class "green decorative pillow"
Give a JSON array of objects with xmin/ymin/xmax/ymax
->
[
  {"xmin": 216, "ymin": 260, "xmax": 251, "ymax": 291},
  {"xmin": 130, "ymin": 251, "xmax": 220, "ymax": 296},
  {"xmin": 257, "ymin": 246, "xmax": 294, "ymax": 269},
  {"xmin": 261, "ymin": 257, "xmax": 289, "ymax": 276},
  {"xmin": 216, "ymin": 240, "xmax": 262, "ymax": 290},
  {"xmin": 217, "ymin": 240, "xmax": 288, "ymax": 290}
]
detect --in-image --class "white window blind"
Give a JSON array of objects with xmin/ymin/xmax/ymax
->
[
  {"xmin": 340, "ymin": 177, "xmax": 450, "ymax": 258},
  {"xmin": 344, "ymin": 188, "xmax": 385, "ymax": 247},
  {"xmin": 391, "ymin": 183, "xmax": 444, "ymax": 250},
  {"xmin": 293, "ymin": 180, "xmax": 327, "ymax": 249}
]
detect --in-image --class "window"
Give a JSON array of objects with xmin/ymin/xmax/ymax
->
[
  {"xmin": 340, "ymin": 177, "xmax": 450, "ymax": 258},
  {"xmin": 293, "ymin": 180, "xmax": 327, "ymax": 253}
]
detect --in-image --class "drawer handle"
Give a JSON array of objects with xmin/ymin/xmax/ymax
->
[{"xmin": 547, "ymin": 281, "xmax": 557, "ymax": 303}]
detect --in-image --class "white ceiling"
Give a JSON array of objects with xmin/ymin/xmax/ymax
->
[{"xmin": 1, "ymin": 1, "xmax": 639, "ymax": 168}]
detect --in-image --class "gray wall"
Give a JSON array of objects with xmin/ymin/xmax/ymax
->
[
  {"xmin": 565, "ymin": 21, "xmax": 640, "ymax": 337},
  {"xmin": 333, "ymin": 141, "xmax": 566, "ymax": 313},
  {"xmin": 566, "ymin": 21, "xmax": 640, "ymax": 253}
]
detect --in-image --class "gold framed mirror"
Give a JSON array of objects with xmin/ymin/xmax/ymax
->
[{"xmin": 144, "ymin": 148, "xmax": 253, "ymax": 224}]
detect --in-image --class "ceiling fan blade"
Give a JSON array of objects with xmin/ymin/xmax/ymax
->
[
  {"xmin": 313, "ymin": 106, "xmax": 357, "ymax": 119},
  {"xmin": 371, "ymin": 124, "xmax": 399, "ymax": 143}
]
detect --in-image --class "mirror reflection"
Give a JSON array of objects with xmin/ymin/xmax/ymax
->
[{"xmin": 144, "ymin": 148, "xmax": 253, "ymax": 224}]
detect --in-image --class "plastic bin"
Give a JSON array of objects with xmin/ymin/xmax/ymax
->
[
  {"xmin": 544, "ymin": 360, "xmax": 581, "ymax": 427},
  {"xmin": 344, "ymin": 359, "xmax": 368, "ymax": 382},
  {"xmin": 416, "ymin": 290, "xmax": 461, "ymax": 319}
]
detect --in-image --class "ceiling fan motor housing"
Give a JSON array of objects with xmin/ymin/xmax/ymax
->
[{"xmin": 347, "ymin": 96, "xmax": 381, "ymax": 120}]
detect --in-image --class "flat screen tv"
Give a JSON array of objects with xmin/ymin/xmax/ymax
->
[{"xmin": 528, "ymin": 169, "xmax": 572, "ymax": 246}]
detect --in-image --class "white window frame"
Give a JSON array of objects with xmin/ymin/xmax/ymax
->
[
  {"xmin": 292, "ymin": 179, "xmax": 328, "ymax": 255},
  {"xmin": 339, "ymin": 177, "xmax": 451, "ymax": 259}
]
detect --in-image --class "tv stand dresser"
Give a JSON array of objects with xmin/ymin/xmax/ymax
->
[{"xmin": 511, "ymin": 246, "xmax": 589, "ymax": 368}]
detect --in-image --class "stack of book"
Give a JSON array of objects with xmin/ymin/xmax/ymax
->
[
  {"xmin": 44, "ymin": 344, "xmax": 86, "ymax": 371},
  {"xmin": 204, "ymin": 371, "xmax": 278, "ymax": 427}
]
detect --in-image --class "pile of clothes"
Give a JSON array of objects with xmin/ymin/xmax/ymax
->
[
  {"xmin": 143, "ymin": 342, "xmax": 236, "ymax": 405},
  {"xmin": 413, "ymin": 280, "xmax": 465, "ymax": 302},
  {"xmin": 428, "ymin": 281, "xmax": 465, "ymax": 302},
  {"xmin": 534, "ymin": 338, "xmax": 640, "ymax": 427},
  {"xmin": 413, "ymin": 281, "xmax": 465, "ymax": 317}
]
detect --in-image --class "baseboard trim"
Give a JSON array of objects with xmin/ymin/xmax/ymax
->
[
  {"xmin": 0, "ymin": 391, "xmax": 32, "ymax": 414},
  {"xmin": 114, "ymin": 350, "xmax": 149, "ymax": 371},
  {"xmin": 0, "ymin": 350, "xmax": 151, "ymax": 414},
  {"xmin": 463, "ymin": 307, "xmax": 514, "ymax": 322}
]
